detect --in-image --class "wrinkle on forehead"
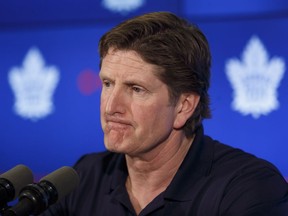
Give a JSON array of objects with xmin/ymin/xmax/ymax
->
[
  {"xmin": 108, "ymin": 49, "xmax": 143, "ymax": 61},
  {"xmin": 104, "ymin": 49, "xmax": 159, "ymax": 73}
]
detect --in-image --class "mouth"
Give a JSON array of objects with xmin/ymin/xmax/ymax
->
[
  {"xmin": 107, "ymin": 121, "xmax": 130, "ymax": 130},
  {"xmin": 104, "ymin": 116, "xmax": 132, "ymax": 131}
]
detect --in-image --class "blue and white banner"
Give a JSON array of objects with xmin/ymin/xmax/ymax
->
[{"xmin": 0, "ymin": 0, "xmax": 287, "ymax": 180}]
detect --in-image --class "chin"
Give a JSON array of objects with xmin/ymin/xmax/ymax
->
[{"xmin": 104, "ymin": 141, "xmax": 123, "ymax": 153}]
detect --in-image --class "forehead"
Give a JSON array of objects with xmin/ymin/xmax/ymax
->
[
  {"xmin": 100, "ymin": 49, "xmax": 161, "ymax": 78},
  {"xmin": 103, "ymin": 49, "xmax": 144, "ymax": 66}
]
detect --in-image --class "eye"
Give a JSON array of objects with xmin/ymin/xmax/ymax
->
[
  {"xmin": 102, "ymin": 80, "xmax": 111, "ymax": 88},
  {"xmin": 132, "ymin": 86, "xmax": 144, "ymax": 93}
]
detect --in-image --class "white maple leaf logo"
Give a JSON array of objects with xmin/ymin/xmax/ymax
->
[
  {"xmin": 8, "ymin": 47, "xmax": 60, "ymax": 121},
  {"xmin": 225, "ymin": 36, "xmax": 285, "ymax": 118},
  {"xmin": 102, "ymin": 0, "xmax": 145, "ymax": 14}
]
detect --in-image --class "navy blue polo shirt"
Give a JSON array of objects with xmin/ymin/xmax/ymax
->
[{"xmin": 42, "ymin": 126, "xmax": 288, "ymax": 215}]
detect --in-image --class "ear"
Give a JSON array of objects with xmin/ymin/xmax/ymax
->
[{"xmin": 173, "ymin": 93, "xmax": 200, "ymax": 129}]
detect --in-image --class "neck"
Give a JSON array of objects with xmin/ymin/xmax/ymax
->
[{"xmin": 125, "ymin": 132, "xmax": 194, "ymax": 214}]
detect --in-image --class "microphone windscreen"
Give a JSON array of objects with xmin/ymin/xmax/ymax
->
[
  {"xmin": 0, "ymin": 164, "xmax": 33, "ymax": 200},
  {"xmin": 40, "ymin": 166, "xmax": 79, "ymax": 201}
]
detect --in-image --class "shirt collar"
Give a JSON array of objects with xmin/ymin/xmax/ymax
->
[{"xmin": 164, "ymin": 125, "xmax": 214, "ymax": 201}]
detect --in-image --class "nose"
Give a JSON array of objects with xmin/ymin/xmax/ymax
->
[{"xmin": 104, "ymin": 87, "xmax": 126, "ymax": 115}]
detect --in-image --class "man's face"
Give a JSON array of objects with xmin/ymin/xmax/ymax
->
[{"xmin": 99, "ymin": 49, "xmax": 178, "ymax": 157}]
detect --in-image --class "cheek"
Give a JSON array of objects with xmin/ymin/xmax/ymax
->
[
  {"xmin": 134, "ymin": 104, "xmax": 174, "ymax": 129},
  {"xmin": 100, "ymin": 94, "xmax": 107, "ymax": 112},
  {"xmin": 100, "ymin": 99, "xmax": 105, "ymax": 113},
  {"xmin": 100, "ymin": 97, "xmax": 107, "ymax": 124}
]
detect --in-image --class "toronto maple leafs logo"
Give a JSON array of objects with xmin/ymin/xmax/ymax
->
[
  {"xmin": 8, "ymin": 47, "xmax": 60, "ymax": 121},
  {"xmin": 102, "ymin": 0, "xmax": 145, "ymax": 14},
  {"xmin": 226, "ymin": 36, "xmax": 285, "ymax": 118}
]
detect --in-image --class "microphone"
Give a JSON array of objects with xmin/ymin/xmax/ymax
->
[
  {"xmin": 0, "ymin": 165, "xmax": 33, "ymax": 213},
  {"xmin": 3, "ymin": 166, "xmax": 80, "ymax": 216}
]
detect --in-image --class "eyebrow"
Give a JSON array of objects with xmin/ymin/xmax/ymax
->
[{"xmin": 100, "ymin": 72, "xmax": 154, "ymax": 90}]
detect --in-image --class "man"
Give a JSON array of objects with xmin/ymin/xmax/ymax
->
[{"xmin": 42, "ymin": 12, "xmax": 288, "ymax": 215}]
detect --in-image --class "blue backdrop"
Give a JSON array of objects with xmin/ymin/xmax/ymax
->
[{"xmin": 0, "ymin": 0, "xmax": 287, "ymax": 181}]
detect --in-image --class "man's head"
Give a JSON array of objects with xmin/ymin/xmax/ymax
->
[{"xmin": 99, "ymin": 11, "xmax": 211, "ymax": 137}]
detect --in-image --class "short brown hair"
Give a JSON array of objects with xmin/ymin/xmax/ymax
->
[{"xmin": 99, "ymin": 11, "xmax": 211, "ymax": 137}]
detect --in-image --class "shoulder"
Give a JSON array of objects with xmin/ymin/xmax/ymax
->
[
  {"xmin": 204, "ymin": 135, "xmax": 282, "ymax": 176},
  {"xmin": 41, "ymin": 152, "xmax": 124, "ymax": 215},
  {"xmin": 203, "ymin": 136, "xmax": 288, "ymax": 215},
  {"xmin": 202, "ymin": 135, "xmax": 287, "ymax": 194}
]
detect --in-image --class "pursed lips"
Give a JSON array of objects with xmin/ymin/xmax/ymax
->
[{"xmin": 105, "ymin": 116, "xmax": 133, "ymax": 131}]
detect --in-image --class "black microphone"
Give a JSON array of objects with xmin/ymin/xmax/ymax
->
[
  {"xmin": 3, "ymin": 166, "xmax": 80, "ymax": 216},
  {"xmin": 0, "ymin": 165, "xmax": 33, "ymax": 213}
]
